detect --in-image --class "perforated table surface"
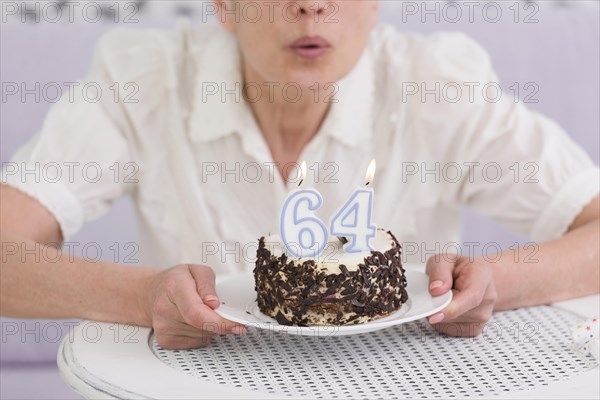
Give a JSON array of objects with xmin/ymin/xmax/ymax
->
[{"xmin": 58, "ymin": 295, "xmax": 600, "ymax": 399}]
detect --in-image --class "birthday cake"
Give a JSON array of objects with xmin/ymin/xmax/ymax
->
[{"xmin": 254, "ymin": 229, "xmax": 408, "ymax": 326}]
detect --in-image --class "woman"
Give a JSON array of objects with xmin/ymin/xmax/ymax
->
[{"xmin": 1, "ymin": 1, "xmax": 598, "ymax": 349}]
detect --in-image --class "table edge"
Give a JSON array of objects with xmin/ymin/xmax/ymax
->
[{"xmin": 57, "ymin": 295, "xmax": 600, "ymax": 399}]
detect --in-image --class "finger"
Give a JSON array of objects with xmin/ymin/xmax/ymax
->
[
  {"xmin": 430, "ymin": 298, "xmax": 495, "ymax": 337},
  {"xmin": 156, "ymin": 333, "xmax": 214, "ymax": 350},
  {"xmin": 434, "ymin": 278, "xmax": 486, "ymax": 323},
  {"xmin": 165, "ymin": 295, "xmax": 243, "ymax": 336},
  {"xmin": 425, "ymin": 254, "xmax": 456, "ymax": 296},
  {"xmin": 430, "ymin": 318, "xmax": 488, "ymax": 337},
  {"xmin": 154, "ymin": 311, "xmax": 242, "ymax": 345},
  {"xmin": 166, "ymin": 268, "xmax": 205, "ymax": 320},
  {"xmin": 195, "ymin": 303, "xmax": 245, "ymax": 334},
  {"xmin": 168, "ymin": 269, "xmax": 244, "ymax": 334},
  {"xmin": 188, "ymin": 264, "xmax": 220, "ymax": 308}
]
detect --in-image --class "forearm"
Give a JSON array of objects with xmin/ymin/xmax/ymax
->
[
  {"xmin": 0, "ymin": 232, "xmax": 159, "ymax": 327},
  {"xmin": 492, "ymin": 219, "xmax": 599, "ymax": 310}
]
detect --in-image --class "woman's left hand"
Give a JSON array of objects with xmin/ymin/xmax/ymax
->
[{"xmin": 425, "ymin": 255, "xmax": 498, "ymax": 336}]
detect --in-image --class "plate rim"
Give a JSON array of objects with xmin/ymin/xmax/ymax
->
[{"xmin": 214, "ymin": 270, "xmax": 452, "ymax": 334}]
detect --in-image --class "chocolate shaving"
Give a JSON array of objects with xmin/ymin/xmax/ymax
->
[
  {"xmin": 339, "ymin": 264, "xmax": 350, "ymax": 277},
  {"xmin": 275, "ymin": 311, "xmax": 291, "ymax": 325}
]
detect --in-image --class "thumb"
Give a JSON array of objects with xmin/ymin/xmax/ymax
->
[
  {"xmin": 425, "ymin": 254, "xmax": 456, "ymax": 296},
  {"xmin": 188, "ymin": 264, "xmax": 220, "ymax": 309}
]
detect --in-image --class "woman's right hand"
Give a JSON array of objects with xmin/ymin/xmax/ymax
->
[{"xmin": 145, "ymin": 264, "xmax": 246, "ymax": 349}]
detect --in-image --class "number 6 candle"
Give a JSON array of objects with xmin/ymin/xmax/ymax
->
[
  {"xmin": 280, "ymin": 161, "xmax": 328, "ymax": 258},
  {"xmin": 329, "ymin": 159, "xmax": 377, "ymax": 253}
]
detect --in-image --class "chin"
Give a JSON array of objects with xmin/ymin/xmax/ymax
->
[{"xmin": 283, "ymin": 69, "xmax": 344, "ymax": 91}]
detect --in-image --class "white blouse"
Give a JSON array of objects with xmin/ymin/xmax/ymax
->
[{"xmin": 3, "ymin": 21, "xmax": 598, "ymax": 274}]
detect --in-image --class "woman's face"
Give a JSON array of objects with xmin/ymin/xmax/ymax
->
[{"xmin": 217, "ymin": 0, "xmax": 379, "ymax": 89}]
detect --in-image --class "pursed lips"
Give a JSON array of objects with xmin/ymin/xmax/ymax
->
[{"xmin": 289, "ymin": 35, "xmax": 331, "ymax": 59}]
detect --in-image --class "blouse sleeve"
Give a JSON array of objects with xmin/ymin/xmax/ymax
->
[
  {"xmin": 1, "ymin": 30, "xmax": 137, "ymax": 241},
  {"xmin": 410, "ymin": 33, "xmax": 599, "ymax": 242}
]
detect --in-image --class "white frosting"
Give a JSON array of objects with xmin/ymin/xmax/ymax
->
[{"xmin": 262, "ymin": 230, "xmax": 396, "ymax": 274}]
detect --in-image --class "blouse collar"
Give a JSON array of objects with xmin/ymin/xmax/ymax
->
[{"xmin": 188, "ymin": 27, "xmax": 375, "ymax": 149}]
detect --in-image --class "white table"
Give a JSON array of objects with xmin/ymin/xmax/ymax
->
[{"xmin": 58, "ymin": 295, "xmax": 600, "ymax": 399}]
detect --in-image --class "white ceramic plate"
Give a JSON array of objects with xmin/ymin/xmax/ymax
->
[{"xmin": 214, "ymin": 268, "xmax": 452, "ymax": 336}]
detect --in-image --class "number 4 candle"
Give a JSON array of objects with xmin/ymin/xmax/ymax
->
[{"xmin": 329, "ymin": 160, "xmax": 377, "ymax": 253}]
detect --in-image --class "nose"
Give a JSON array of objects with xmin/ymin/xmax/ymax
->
[
  {"xmin": 299, "ymin": 1, "xmax": 325, "ymax": 15},
  {"xmin": 292, "ymin": 1, "xmax": 333, "ymax": 19}
]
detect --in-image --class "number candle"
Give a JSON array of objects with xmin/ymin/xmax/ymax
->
[
  {"xmin": 329, "ymin": 159, "xmax": 377, "ymax": 253},
  {"xmin": 280, "ymin": 161, "xmax": 328, "ymax": 258}
]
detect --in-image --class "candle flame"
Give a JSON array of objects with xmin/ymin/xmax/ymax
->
[
  {"xmin": 365, "ymin": 159, "xmax": 376, "ymax": 186},
  {"xmin": 298, "ymin": 161, "xmax": 307, "ymax": 186}
]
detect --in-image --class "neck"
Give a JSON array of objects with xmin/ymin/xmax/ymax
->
[{"xmin": 243, "ymin": 64, "xmax": 331, "ymax": 182}]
